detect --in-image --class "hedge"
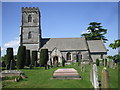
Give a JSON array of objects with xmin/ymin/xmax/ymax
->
[
  {"xmin": 32, "ymin": 51, "xmax": 38, "ymax": 66},
  {"xmin": 62, "ymin": 59, "xmax": 65, "ymax": 67},
  {"xmin": 6, "ymin": 48, "xmax": 13, "ymax": 70},
  {"xmin": 96, "ymin": 58, "xmax": 99, "ymax": 66},
  {"xmin": 40, "ymin": 49, "xmax": 48, "ymax": 66},
  {"xmin": 17, "ymin": 46, "xmax": 26, "ymax": 69},
  {"xmin": 25, "ymin": 50, "xmax": 31, "ymax": 67}
]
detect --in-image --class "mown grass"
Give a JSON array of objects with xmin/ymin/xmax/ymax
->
[{"xmin": 2, "ymin": 63, "xmax": 118, "ymax": 88}]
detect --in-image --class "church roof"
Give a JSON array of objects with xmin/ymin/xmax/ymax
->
[
  {"xmin": 87, "ymin": 40, "xmax": 107, "ymax": 53},
  {"xmin": 41, "ymin": 37, "xmax": 88, "ymax": 51},
  {"xmin": 41, "ymin": 37, "xmax": 107, "ymax": 53}
]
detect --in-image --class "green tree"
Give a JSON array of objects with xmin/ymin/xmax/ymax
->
[
  {"xmin": 17, "ymin": 46, "xmax": 26, "ymax": 69},
  {"xmin": 32, "ymin": 51, "xmax": 37, "ymax": 67},
  {"xmin": 81, "ymin": 22, "xmax": 108, "ymax": 43},
  {"xmin": 109, "ymin": 39, "xmax": 120, "ymax": 49},
  {"xmin": 6, "ymin": 48, "xmax": 13, "ymax": 70},
  {"xmin": 109, "ymin": 39, "xmax": 120, "ymax": 62},
  {"xmin": 25, "ymin": 50, "xmax": 31, "ymax": 67},
  {"xmin": 96, "ymin": 58, "xmax": 99, "ymax": 66},
  {"xmin": 40, "ymin": 49, "xmax": 48, "ymax": 66},
  {"xmin": 62, "ymin": 57, "xmax": 65, "ymax": 67},
  {"xmin": 2, "ymin": 55, "xmax": 7, "ymax": 62}
]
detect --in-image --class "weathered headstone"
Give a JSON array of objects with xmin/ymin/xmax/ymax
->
[
  {"xmin": 90, "ymin": 64, "xmax": 99, "ymax": 88},
  {"xmin": 109, "ymin": 60, "xmax": 114, "ymax": 69},
  {"xmin": 101, "ymin": 67, "xmax": 110, "ymax": 88},
  {"xmin": 81, "ymin": 64, "xmax": 86, "ymax": 72}
]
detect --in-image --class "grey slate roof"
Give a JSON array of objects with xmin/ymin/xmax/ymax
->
[
  {"xmin": 41, "ymin": 37, "xmax": 107, "ymax": 53},
  {"xmin": 41, "ymin": 37, "xmax": 88, "ymax": 51},
  {"xmin": 87, "ymin": 40, "xmax": 107, "ymax": 53}
]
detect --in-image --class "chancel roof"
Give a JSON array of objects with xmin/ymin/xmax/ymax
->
[{"xmin": 87, "ymin": 40, "xmax": 107, "ymax": 53}]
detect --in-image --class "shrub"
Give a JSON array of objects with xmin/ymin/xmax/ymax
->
[
  {"xmin": 32, "ymin": 51, "xmax": 38, "ymax": 67},
  {"xmin": 96, "ymin": 58, "xmax": 99, "ymax": 66},
  {"xmin": 62, "ymin": 60, "xmax": 65, "ymax": 67},
  {"xmin": 6, "ymin": 48, "xmax": 13, "ymax": 70},
  {"xmin": 76, "ymin": 54, "xmax": 79, "ymax": 62},
  {"xmin": 40, "ymin": 49, "xmax": 48, "ymax": 66},
  {"xmin": 17, "ymin": 46, "xmax": 26, "ymax": 69},
  {"xmin": 25, "ymin": 50, "xmax": 31, "ymax": 67},
  {"xmin": 104, "ymin": 59, "xmax": 107, "ymax": 67},
  {"xmin": 62, "ymin": 59, "xmax": 65, "ymax": 67}
]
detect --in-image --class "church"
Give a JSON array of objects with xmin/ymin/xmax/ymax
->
[{"xmin": 20, "ymin": 7, "xmax": 107, "ymax": 66}]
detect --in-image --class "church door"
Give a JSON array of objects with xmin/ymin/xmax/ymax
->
[{"xmin": 53, "ymin": 56, "xmax": 58, "ymax": 66}]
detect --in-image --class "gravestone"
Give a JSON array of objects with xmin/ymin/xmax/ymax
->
[
  {"xmin": 81, "ymin": 64, "xmax": 86, "ymax": 72},
  {"xmin": 109, "ymin": 60, "xmax": 114, "ymax": 69},
  {"xmin": 90, "ymin": 64, "xmax": 99, "ymax": 88},
  {"xmin": 1, "ymin": 70, "xmax": 23, "ymax": 77},
  {"xmin": 52, "ymin": 68, "xmax": 81, "ymax": 79}
]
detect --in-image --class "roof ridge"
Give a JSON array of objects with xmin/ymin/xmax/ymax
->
[{"xmin": 42, "ymin": 37, "xmax": 84, "ymax": 39}]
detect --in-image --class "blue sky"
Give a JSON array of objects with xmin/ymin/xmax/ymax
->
[{"xmin": 1, "ymin": 2, "xmax": 118, "ymax": 56}]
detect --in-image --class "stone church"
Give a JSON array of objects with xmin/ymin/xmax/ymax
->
[{"xmin": 20, "ymin": 7, "xmax": 107, "ymax": 65}]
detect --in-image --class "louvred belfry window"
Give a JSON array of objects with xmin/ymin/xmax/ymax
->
[{"xmin": 28, "ymin": 15, "xmax": 32, "ymax": 22}]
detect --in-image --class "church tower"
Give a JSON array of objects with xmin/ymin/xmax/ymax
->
[{"xmin": 20, "ymin": 7, "xmax": 41, "ymax": 52}]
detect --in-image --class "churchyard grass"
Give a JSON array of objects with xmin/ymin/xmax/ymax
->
[{"xmin": 2, "ymin": 63, "xmax": 118, "ymax": 88}]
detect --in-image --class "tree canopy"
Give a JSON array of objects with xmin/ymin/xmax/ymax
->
[
  {"xmin": 109, "ymin": 39, "xmax": 120, "ymax": 49},
  {"xmin": 81, "ymin": 22, "xmax": 108, "ymax": 43}
]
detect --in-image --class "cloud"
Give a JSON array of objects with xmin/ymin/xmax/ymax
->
[
  {"xmin": 2, "ymin": 37, "xmax": 20, "ymax": 56},
  {"xmin": 4, "ymin": 37, "xmax": 19, "ymax": 47},
  {"xmin": 81, "ymin": 30, "xmax": 90, "ymax": 34}
]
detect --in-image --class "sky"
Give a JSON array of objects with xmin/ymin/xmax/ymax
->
[{"xmin": 1, "ymin": 2, "xmax": 118, "ymax": 56}]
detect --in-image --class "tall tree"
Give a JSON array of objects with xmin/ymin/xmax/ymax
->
[
  {"xmin": 25, "ymin": 50, "xmax": 31, "ymax": 67},
  {"xmin": 17, "ymin": 46, "xmax": 26, "ymax": 69},
  {"xmin": 6, "ymin": 48, "xmax": 13, "ymax": 70},
  {"xmin": 40, "ymin": 49, "xmax": 48, "ymax": 66},
  {"xmin": 81, "ymin": 22, "xmax": 108, "ymax": 43},
  {"xmin": 32, "ymin": 51, "xmax": 37, "ymax": 67}
]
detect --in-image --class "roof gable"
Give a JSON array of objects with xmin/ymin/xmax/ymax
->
[{"xmin": 87, "ymin": 40, "xmax": 107, "ymax": 53}]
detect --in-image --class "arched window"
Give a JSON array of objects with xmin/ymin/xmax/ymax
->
[
  {"xmin": 28, "ymin": 31, "xmax": 32, "ymax": 39},
  {"xmin": 66, "ymin": 52, "xmax": 71, "ymax": 60},
  {"xmin": 28, "ymin": 15, "xmax": 32, "ymax": 22}
]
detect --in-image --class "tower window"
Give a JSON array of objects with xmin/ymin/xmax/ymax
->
[
  {"xmin": 28, "ymin": 15, "xmax": 32, "ymax": 22},
  {"xmin": 28, "ymin": 31, "xmax": 32, "ymax": 39}
]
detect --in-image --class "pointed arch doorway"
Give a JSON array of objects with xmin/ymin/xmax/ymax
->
[{"xmin": 53, "ymin": 56, "xmax": 58, "ymax": 66}]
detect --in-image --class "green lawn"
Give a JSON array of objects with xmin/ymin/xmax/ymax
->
[{"xmin": 2, "ymin": 63, "xmax": 118, "ymax": 88}]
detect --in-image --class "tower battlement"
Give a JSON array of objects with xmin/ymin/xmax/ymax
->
[{"xmin": 22, "ymin": 7, "xmax": 40, "ymax": 13}]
